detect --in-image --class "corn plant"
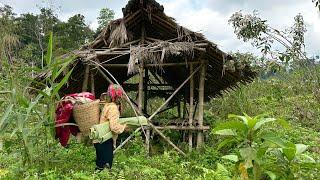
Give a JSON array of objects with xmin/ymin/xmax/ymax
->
[
  {"xmin": 0, "ymin": 32, "xmax": 74, "ymax": 165},
  {"xmin": 213, "ymin": 114, "xmax": 315, "ymax": 180}
]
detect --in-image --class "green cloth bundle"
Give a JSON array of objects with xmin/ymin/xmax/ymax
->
[{"xmin": 89, "ymin": 116, "xmax": 148, "ymax": 143}]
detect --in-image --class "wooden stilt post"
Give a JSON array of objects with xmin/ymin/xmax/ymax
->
[
  {"xmin": 144, "ymin": 69, "xmax": 149, "ymax": 114},
  {"xmin": 144, "ymin": 68, "xmax": 150, "ymax": 154},
  {"xmin": 189, "ymin": 64, "xmax": 194, "ymax": 152},
  {"xmin": 138, "ymin": 65, "xmax": 144, "ymax": 112},
  {"xmin": 197, "ymin": 60, "xmax": 206, "ymax": 148},
  {"xmin": 140, "ymin": 16, "xmax": 151, "ymax": 155},
  {"xmin": 90, "ymin": 72, "xmax": 95, "ymax": 95},
  {"xmin": 82, "ymin": 65, "xmax": 90, "ymax": 92}
]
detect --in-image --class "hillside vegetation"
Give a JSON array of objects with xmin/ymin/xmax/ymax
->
[{"xmin": 1, "ymin": 2, "xmax": 320, "ymax": 180}]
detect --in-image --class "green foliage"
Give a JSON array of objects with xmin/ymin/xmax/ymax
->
[
  {"xmin": 0, "ymin": 32, "xmax": 74, "ymax": 166},
  {"xmin": 229, "ymin": 11, "xmax": 310, "ymax": 70},
  {"xmin": 55, "ymin": 14, "xmax": 93, "ymax": 50},
  {"xmin": 0, "ymin": 5, "xmax": 94, "ymax": 67},
  {"xmin": 97, "ymin": 8, "xmax": 115, "ymax": 32},
  {"xmin": 213, "ymin": 113, "xmax": 316, "ymax": 179},
  {"xmin": 0, "ymin": 3, "xmax": 319, "ymax": 180}
]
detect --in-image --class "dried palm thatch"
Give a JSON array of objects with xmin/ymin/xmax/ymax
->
[
  {"xmin": 109, "ymin": 19, "xmax": 128, "ymax": 48},
  {"xmin": 177, "ymin": 26, "xmax": 193, "ymax": 42},
  {"xmin": 128, "ymin": 41, "xmax": 195, "ymax": 74}
]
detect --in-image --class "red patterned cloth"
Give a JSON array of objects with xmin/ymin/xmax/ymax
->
[{"xmin": 55, "ymin": 92, "xmax": 95, "ymax": 147}]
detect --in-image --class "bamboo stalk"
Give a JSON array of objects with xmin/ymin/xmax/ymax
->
[
  {"xmin": 102, "ymin": 61, "xmax": 200, "ymax": 68},
  {"xmin": 146, "ymin": 62, "xmax": 200, "ymax": 67},
  {"xmin": 189, "ymin": 64, "xmax": 194, "ymax": 152},
  {"xmin": 114, "ymin": 127, "xmax": 142, "ymax": 154},
  {"xmin": 197, "ymin": 61, "xmax": 206, "ymax": 148},
  {"xmin": 97, "ymin": 67, "xmax": 113, "ymax": 84},
  {"xmin": 146, "ymin": 128, "xmax": 150, "ymax": 155},
  {"xmin": 55, "ymin": 123, "xmax": 78, "ymax": 128},
  {"xmin": 147, "ymin": 126, "xmax": 210, "ymax": 131},
  {"xmin": 138, "ymin": 64, "xmax": 144, "ymax": 112},
  {"xmin": 90, "ymin": 72, "xmax": 95, "ymax": 95},
  {"xmin": 82, "ymin": 65, "xmax": 90, "ymax": 92},
  {"xmin": 144, "ymin": 69, "xmax": 150, "ymax": 155}
]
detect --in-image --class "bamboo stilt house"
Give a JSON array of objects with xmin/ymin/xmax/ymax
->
[{"xmin": 38, "ymin": 0, "xmax": 256, "ymax": 153}]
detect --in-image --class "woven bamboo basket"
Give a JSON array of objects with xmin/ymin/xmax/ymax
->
[{"xmin": 73, "ymin": 100, "xmax": 100, "ymax": 135}]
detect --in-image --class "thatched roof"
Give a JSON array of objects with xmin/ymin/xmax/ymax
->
[{"xmin": 54, "ymin": 0, "xmax": 255, "ymax": 101}]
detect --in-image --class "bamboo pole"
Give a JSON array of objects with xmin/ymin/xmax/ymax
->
[
  {"xmin": 113, "ymin": 127, "xmax": 142, "ymax": 153},
  {"xmin": 101, "ymin": 62, "xmax": 200, "ymax": 68},
  {"xmin": 140, "ymin": 18, "xmax": 151, "ymax": 155},
  {"xmin": 144, "ymin": 68, "xmax": 150, "ymax": 154},
  {"xmin": 82, "ymin": 65, "xmax": 90, "ymax": 91},
  {"xmin": 144, "ymin": 69, "xmax": 149, "ymax": 114},
  {"xmin": 90, "ymin": 72, "xmax": 95, "ymax": 95},
  {"xmin": 138, "ymin": 65, "xmax": 144, "ymax": 112},
  {"xmin": 197, "ymin": 61, "xmax": 206, "ymax": 148},
  {"xmin": 97, "ymin": 67, "xmax": 113, "ymax": 84},
  {"xmin": 149, "ymin": 126, "xmax": 210, "ymax": 131},
  {"xmin": 146, "ymin": 128, "xmax": 150, "ymax": 155},
  {"xmin": 189, "ymin": 64, "xmax": 194, "ymax": 152}
]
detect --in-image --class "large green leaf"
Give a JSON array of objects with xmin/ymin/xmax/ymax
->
[
  {"xmin": 52, "ymin": 67, "xmax": 74, "ymax": 96},
  {"xmin": 277, "ymin": 118, "xmax": 290, "ymax": 129},
  {"xmin": 214, "ymin": 129, "xmax": 237, "ymax": 136},
  {"xmin": 295, "ymin": 144, "xmax": 308, "ymax": 155},
  {"xmin": 228, "ymin": 114, "xmax": 248, "ymax": 126},
  {"xmin": 221, "ymin": 154, "xmax": 239, "ymax": 162},
  {"xmin": 53, "ymin": 56, "xmax": 74, "ymax": 81},
  {"xmin": 0, "ymin": 104, "xmax": 13, "ymax": 132},
  {"xmin": 253, "ymin": 118, "xmax": 276, "ymax": 130},
  {"xmin": 282, "ymin": 142, "xmax": 296, "ymax": 161},
  {"xmin": 243, "ymin": 113, "xmax": 257, "ymax": 130},
  {"xmin": 217, "ymin": 138, "xmax": 239, "ymax": 150},
  {"xmin": 256, "ymin": 146, "xmax": 268, "ymax": 160},
  {"xmin": 298, "ymin": 154, "xmax": 316, "ymax": 163},
  {"xmin": 45, "ymin": 32, "xmax": 53, "ymax": 66},
  {"xmin": 260, "ymin": 133, "xmax": 286, "ymax": 148},
  {"xmin": 265, "ymin": 171, "xmax": 276, "ymax": 180},
  {"xmin": 240, "ymin": 147, "xmax": 257, "ymax": 161}
]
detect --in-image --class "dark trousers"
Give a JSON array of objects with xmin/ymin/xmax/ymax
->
[{"xmin": 94, "ymin": 139, "xmax": 114, "ymax": 169}]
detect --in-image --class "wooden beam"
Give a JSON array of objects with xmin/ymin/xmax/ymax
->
[
  {"xmin": 102, "ymin": 61, "xmax": 200, "ymax": 68},
  {"xmin": 145, "ymin": 62, "xmax": 200, "ymax": 67},
  {"xmin": 189, "ymin": 64, "xmax": 194, "ymax": 152}
]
